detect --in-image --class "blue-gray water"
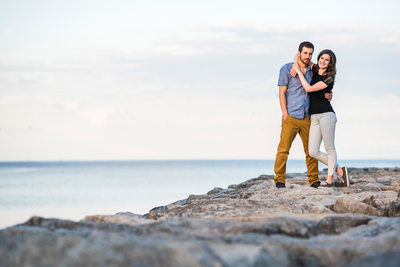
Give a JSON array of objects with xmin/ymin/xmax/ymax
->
[{"xmin": 1, "ymin": 159, "xmax": 399, "ymax": 228}]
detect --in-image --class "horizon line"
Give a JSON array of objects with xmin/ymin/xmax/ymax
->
[{"xmin": 0, "ymin": 158, "xmax": 400, "ymax": 163}]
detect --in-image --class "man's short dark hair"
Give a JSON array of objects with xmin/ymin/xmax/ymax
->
[{"xmin": 298, "ymin": 41, "xmax": 314, "ymax": 52}]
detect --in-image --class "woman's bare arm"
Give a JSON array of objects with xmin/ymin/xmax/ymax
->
[{"xmin": 292, "ymin": 62, "xmax": 328, "ymax": 92}]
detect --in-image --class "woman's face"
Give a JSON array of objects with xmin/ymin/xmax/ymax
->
[{"xmin": 318, "ymin": 54, "xmax": 331, "ymax": 69}]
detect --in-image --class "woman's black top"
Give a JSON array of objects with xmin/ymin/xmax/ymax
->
[{"xmin": 309, "ymin": 67, "xmax": 335, "ymax": 115}]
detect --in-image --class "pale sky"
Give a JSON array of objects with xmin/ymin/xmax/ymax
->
[{"xmin": 1, "ymin": 0, "xmax": 399, "ymax": 160}]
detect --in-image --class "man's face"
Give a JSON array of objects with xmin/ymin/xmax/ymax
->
[{"xmin": 298, "ymin": 47, "xmax": 313, "ymax": 65}]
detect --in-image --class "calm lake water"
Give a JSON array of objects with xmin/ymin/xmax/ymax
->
[{"xmin": 1, "ymin": 159, "xmax": 399, "ymax": 228}]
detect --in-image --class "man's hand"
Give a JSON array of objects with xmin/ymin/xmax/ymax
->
[
  {"xmin": 278, "ymin": 86, "xmax": 288, "ymax": 126},
  {"xmin": 325, "ymin": 90, "xmax": 333, "ymax": 101},
  {"xmin": 282, "ymin": 112, "xmax": 288, "ymax": 125}
]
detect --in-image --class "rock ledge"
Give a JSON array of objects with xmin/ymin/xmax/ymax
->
[{"xmin": 1, "ymin": 168, "xmax": 400, "ymax": 266}]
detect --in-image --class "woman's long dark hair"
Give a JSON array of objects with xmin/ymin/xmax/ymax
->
[{"xmin": 314, "ymin": 49, "xmax": 336, "ymax": 76}]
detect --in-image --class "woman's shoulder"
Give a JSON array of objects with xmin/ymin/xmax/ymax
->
[
  {"xmin": 311, "ymin": 64, "xmax": 318, "ymax": 74},
  {"xmin": 323, "ymin": 75, "xmax": 335, "ymax": 86}
]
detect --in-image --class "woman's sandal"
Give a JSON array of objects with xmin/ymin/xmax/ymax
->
[{"xmin": 335, "ymin": 164, "xmax": 350, "ymax": 187}]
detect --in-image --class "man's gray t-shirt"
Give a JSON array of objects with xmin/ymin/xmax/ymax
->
[{"xmin": 278, "ymin": 63, "xmax": 312, "ymax": 119}]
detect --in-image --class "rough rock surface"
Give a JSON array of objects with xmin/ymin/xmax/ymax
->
[{"xmin": 1, "ymin": 168, "xmax": 400, "ymax": 266}]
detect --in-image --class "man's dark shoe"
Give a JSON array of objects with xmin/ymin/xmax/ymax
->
[
  {"xmin": 310, "ymin": 181, "xmax": 320, "ymax": 188},
  {"xmin": 276, "ymin": 182, "xmax": 286, "ymax": 188}
]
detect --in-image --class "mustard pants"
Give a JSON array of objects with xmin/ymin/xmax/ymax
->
[{"xmin": 274, "ymin": 114, "xmax": 319, "ymax": 185}]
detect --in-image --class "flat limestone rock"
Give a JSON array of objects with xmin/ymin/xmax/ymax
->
[
  {"xmin": 82, "ymin": 212, "xmax": 154, "ymax": 225},
  {"xmin": 333, "ymin": 197, "xmax": 382, "ymax": 216},
  {"xmin": 1, "ymin": 168, "xmax": 400, "ymax": 266}
]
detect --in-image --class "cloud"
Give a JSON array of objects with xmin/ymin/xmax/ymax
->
[
  {"xmin": 1, "ymin": 25, "xmax": 16, "ymax": 34},
  {"xmin": 0, "ymin": 94, "xmax": 25, "ymax": 106},
  {"xmin": 1, "ymin": 21, "xmax": 399, "ymax": 160},
  {"xmin": 333, "ymin": 93, "xmax": 400, "ymax": 158},
  {"xmin": 139, "ymin": 24, "xmax": 400, "ymax": 58},
  {"xmin": 1, "ymin": 24, "xmax": 399, "ymax": 79}
]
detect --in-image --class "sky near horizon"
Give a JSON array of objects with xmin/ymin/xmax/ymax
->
[{"xmin": 1, "ymin": 0, "xmax": 399, "ymax": 160}]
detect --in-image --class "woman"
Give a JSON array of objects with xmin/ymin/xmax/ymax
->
[{"xmin": 293, "ymin": 49, "xmax": 349, "ymax": 187}]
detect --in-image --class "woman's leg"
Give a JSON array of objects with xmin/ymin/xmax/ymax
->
[
  {"xmin": 319, "ymin": 112, "xmax": 337, "ymax": 177},
  {"xmin": 308, "ymin": 114, "xmax": 328, "ymax": 166}
]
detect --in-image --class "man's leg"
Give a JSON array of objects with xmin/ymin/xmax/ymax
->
[
  {"xmin": 274, "ymin": 115, "xmax": 299, "ymax": 184},
  {"xmin": 298, "ymin": 116, "xmax": 319, "ymax": 185}
]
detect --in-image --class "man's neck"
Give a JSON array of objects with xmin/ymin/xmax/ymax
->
[{"xmin": 298, "ymin": 60, "xmax": 308, "ymax": 69}]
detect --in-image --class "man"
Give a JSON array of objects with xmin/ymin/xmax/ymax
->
[{"xmin": 274, "ymin": 41, "xmax": 325, "ymax": 189}]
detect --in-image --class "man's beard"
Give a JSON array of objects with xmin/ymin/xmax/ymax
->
[{"xmin": 300, "ymin": 58, "xmax": 310, "ymax": 65}]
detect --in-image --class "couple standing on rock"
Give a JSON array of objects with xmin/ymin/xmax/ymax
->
[{"xmin": 274, "ymin": 41, "xmax": 349, "ymax": 189}]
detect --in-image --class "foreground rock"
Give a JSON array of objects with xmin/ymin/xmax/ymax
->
[
  {"xmin": 147, "ymin": 167, "xmax": 400, "ymax": 220},
  {"xmin": 1, "ymin": 168, "xmax": 400, "ymax": 266}
]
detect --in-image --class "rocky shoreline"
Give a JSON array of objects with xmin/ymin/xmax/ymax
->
[{"xmin": 1, "ymin": 168, "xmax": 400, "ymax": 266}]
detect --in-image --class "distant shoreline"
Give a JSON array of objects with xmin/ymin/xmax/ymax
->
[{"xmin": 1, "ymin": 158, "xmax": 400, "ymax": 163}]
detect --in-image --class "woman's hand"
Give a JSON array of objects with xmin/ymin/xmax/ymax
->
[
  {"xmin": 292, "ymin": 54, "xmax": 301, "ymax": 74},
  {"xmin": 292, "ymin": 61, "xmax": 300, "ymax": 74},
  {"xmin": 290, "ymin": 66, "xmax": 297, "ymax": 77}
]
